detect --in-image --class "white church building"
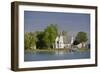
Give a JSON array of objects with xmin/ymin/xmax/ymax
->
[
  {"xmin": 55, "ymin": 35, "xmax": 64, "ymax": 48},
  {"xmin": 55, "ymin": 33, "xmax": 86, "ymax": 49},
  {"xmin": 55, "ymin": 33, "xmax": 74, "ymax": 49}
]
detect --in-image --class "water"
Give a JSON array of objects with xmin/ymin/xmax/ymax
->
[{"xmin": 24, "ymin": 50, "xmax": 90, "ymax": 61}]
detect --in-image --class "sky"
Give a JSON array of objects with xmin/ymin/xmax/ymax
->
[{"xmin": 24, "ymin": 11, "xmax": 90, "ymax": 42}]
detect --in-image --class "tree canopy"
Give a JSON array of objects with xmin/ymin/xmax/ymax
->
[
  {"xmin": 24, "ymin": 32, "xmax": 36, "ymax": 50},
  {"xmin": 24, "ymin": 24, "xmax": 58, "ymax": 49},
  {"xmin": 75, "ymin": 32, "xmax": 88, "ymax": 43},
  {"xmin": 43, "ymin": 24, "xmax": 58, "ymax": 48}
]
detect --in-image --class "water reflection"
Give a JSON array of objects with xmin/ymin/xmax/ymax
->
[
  {"xmin": 24, "ymin": 50, "xmax": 90, "ymax": 61},
  {"xmin": 54, "ymin": 50, "xmax": 68, "ymax": 55}
]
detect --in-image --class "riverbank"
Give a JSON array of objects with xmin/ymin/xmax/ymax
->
[
  {"xmin": 25, "ymin": 48, "xmax": 69, "ymax": 52},
  {"xmin": 25, "ymin": 48, "xmax": 89, "ymax": 53}
]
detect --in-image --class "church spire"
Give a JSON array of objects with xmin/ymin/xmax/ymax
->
[{"xmin": 71, "ymin": 36, "xmax": 74, "ymax": 44}]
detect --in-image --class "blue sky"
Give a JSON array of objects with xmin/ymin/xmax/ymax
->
[{"xmin": 24, "ymin": 11, "xmax": 90, "ymax": 41}]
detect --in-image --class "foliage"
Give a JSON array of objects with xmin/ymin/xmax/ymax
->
[
  {"xmin": 75, "ymin": 32, "xmax": 88, "ymax": 43},
  {"xmin": 36, "ymin": 31, "xmax": 45, "ymax": 49},
  {"xmin": 43, "ymin": 24, "xmax": 58, "ymax": 49},
  {"xmin": 24, "ymin": 32, "xmax": 36, "ymax": 50},
  {"xmin": 29, "ymin": 32, "xmax": 36, "ymax": 48},
  {"xmin": 24, "ymin": 24, "xmax": 58, "ymax": 50},
  {"xmin": 73, "ymin": 40, "xmax": 80, "ymax": 45},
  {"xmin": 24, "ymin": 33, "xmax": 30, "ymax": 50}
]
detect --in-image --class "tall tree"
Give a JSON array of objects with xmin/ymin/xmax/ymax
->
[
  {"xmin": 24, "ymin": 32, "xmax": 30, "ymax": 50},
  {"xmin": 43, "ymin": 24, "xmax": 58, "ymax": 49},
  {"xmin": 43, "ymin": 31, "xmax": 50, "ymax": 48}
]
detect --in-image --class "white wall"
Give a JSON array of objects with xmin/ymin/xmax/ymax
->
[{"xmin": 0, "ymin": 0, "xmax": 99, "ymax": 73}]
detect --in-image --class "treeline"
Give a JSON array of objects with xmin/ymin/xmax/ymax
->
[
  {"xmin": 24, "ymin": 24, "xmax": 58, "ymax": 50},
  {"xmin": 24, "ymin": 24, "xmax": 88, "ymax": 50}
]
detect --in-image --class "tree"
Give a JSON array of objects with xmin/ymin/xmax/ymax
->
[
  {"xmin": 75, "ymin": 32, "xmax": 88, "ymax": 47},
  {"xmin": 24, "ymin": 32, "xmax": 30, "ymax": 50},
  {"xmin": 36, "ymin": 31, "xmax": 45, "ymax": 49},
  {"xmin": 25, "ymin": 24, "xmax": 59, "ymax": 49},
  {"xmin": 73, "ymin": 40, "xmax": 80, "ymax": 45},
  {"xmin": 24, "ymin": 32, "xmax": 36, "ymax": 50},
  {"xmin": 43, "ymin": 31, "xmax": 50, "ymax": 48},
  {"xmin": 43, "ymin": 24, "xmax": 58, "ymax": 49},
  {"xmin": 29, "ymin": 32, "xmax": 36, "ymax": 49}
]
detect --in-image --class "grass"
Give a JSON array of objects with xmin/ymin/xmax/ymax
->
[
  {"xmin": 77, "ymin": 48, "xmax": 89, "ymax": 52},
  {"xmin": 25, "ymin": 48, "xmax": 70, "ymax": 52},
  {"xmin": 25, "ymin": 48, "xmax": 89, "ymax": 53}
]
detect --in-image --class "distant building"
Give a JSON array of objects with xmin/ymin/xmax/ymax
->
[
  {"xmin": 55, "ymin": 32, "xmax": 74, "ymax": 49},
  {"xmin": 55, "ymin": 35, "xmax": 64, "ymax": 48},
  {"xmin": 55, "ymin": 32, "xmax": 87, "ymax": 49},
  {"xmin": 76, "ymin": 43, "xmax": 86, "ymax": 48}
]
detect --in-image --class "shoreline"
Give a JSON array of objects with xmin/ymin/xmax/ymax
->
[
  {"xmin": 25, "ymin": 48, "xmax": 89, "ymax": 53},
  {"xmin": 25, "ymin": 48, "xmax": 69, "ymax": 52}
]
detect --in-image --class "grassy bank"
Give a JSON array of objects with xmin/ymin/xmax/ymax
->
[
  {"xmin": 25, "ymin": 48, "xmax": 69, "ymax": 52},
  {"xmin": 25, "ymin": 48, "xmax": 89, "ymax": 53},
  {"xmin": 77, "ymin": 48, "xmax": 89, "ymax": 52}
]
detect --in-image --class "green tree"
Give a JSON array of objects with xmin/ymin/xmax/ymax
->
[
  {"xmin": 43, "ymin": 24, "xmax": 58, "ymax": 49},
  {"xmin": 36, "ymin": 31, "xmax": 45, "ymax": 49},
  {"xmin": 25, "ymin": 24, "xmax": 58, "ymax": 49},
  {"xmin": 73, "ymin": 40, "xmax": 80, "ymax": 45},
  {"xmin": 24, "ymin": 32, "xmax": 30, "ymax": 50},
  {"xmin": 24, "ymin": 32, "xmax": 36, "ymax": 50},
  {"xmin": 43, "ymin": 31, "xmax": 50, "ymax": 48},
  {"xmin": 75, "ymin": 32, "xmax": 88, "ymax": 47},
  {"xmin": 29, "ymin": 32, "xmax": 36, "ymax": 49}
]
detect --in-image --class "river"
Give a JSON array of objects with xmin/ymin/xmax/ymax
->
[{"xmin": 24, "ymin": 49, "xmax": 90, "ymax": 61}]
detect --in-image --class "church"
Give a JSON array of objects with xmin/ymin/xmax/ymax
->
[
  {"xmin": 54, "ymin": 32, "xmax": 87, "ymax": 49},
  {"xmin": 55, "ymin": 32, "xmax": 74, "ymax": 49}
]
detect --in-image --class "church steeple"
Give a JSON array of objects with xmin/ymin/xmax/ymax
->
[{"xmin": 71, "ymin": 36, "xmax": 74, "ymax": 44}]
